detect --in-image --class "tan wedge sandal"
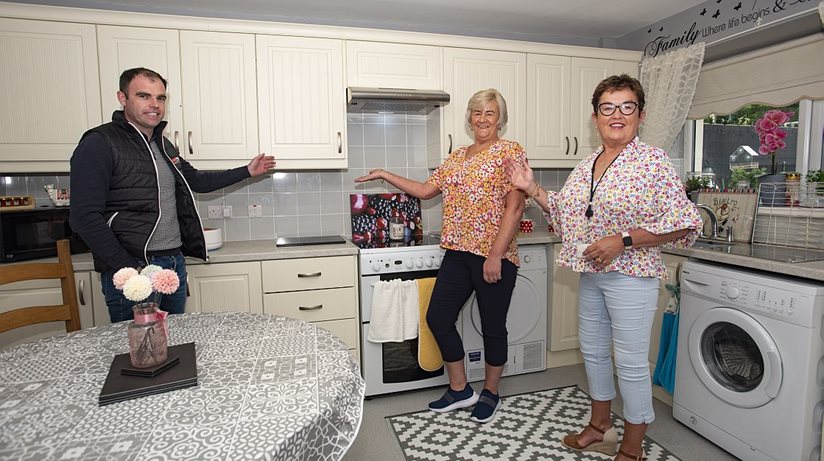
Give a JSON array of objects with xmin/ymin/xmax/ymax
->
[
  {"xmin": 617, "ymin": 448, "xmax": 648, "ymax": 460},
  {"xmin": 561, "ymin": 422, "xmax": 618, "ymax": 456}
]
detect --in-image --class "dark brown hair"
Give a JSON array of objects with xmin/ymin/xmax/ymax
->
[
  {"xmin": 591, "ymin": 74, "xmax": 645, "ymax": 114},
  {"xmin": 119, "ymin": 67, "xmax": 168, "ymax": 95}
]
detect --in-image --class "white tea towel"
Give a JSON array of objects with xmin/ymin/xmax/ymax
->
[{"xmin": 367, "ymin": 279, "xmax": 419, "ymax": 343}]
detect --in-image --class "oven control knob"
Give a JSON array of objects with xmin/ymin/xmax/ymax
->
[
  {"xmin": 415, "ymin": 258, "xmax": 423, "ymax": 268},
  {"xmin": 425, "ymin": 258, "xmax": 433, "ymax": 268},
  {"xmin": 372, "ymin": 262, "xmax": 381, "ymax": 272},
  {"xmin": 727, "ymin": 286, "xmax": 740, "ymax": 299},
  {"xmin": 405, "ymin": 259, "xmax": 413, "ymax": 269},
  {"xmin": 523, "ymin": 254, "xmax": 532, "ymax": 264}
]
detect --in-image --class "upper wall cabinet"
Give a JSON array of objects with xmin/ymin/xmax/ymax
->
[
  {"xmin": 97, "ymin": 26, "xmax": 182, "ymax": 145},
  {"xmin": 346, "ymin": 41, "xmax": 442, "ymax": 90},
  {"xmin": 180, "ymin": 31, "xmax": 259, "ymax": 169},
  {"xmin": 527, "ymin": 55, "xmax": 638, "ymax": 168},
  {"xmin": 257, "ymin": 35, "xmax": 346, "ymax": 169},
  {"xmin": 437, "ymin": 48, "xmax": 526, "ymax": 166},
  {"xmin": 0, "ymin": 18, "xmax": 101, "ymax": 172}
]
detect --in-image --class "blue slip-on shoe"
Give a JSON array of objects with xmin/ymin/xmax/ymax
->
[
  {"xmin": 470, "ymin": 389, "xmax": 501, "ymax": 423},
  {"xmin": 428, "ymin": 383, "xmax": 479, "ymax": 412}
]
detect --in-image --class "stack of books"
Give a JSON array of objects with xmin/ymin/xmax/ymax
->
[{"xmin": 98, "ymin": 342, "xmax": 198, "ymax": 406}]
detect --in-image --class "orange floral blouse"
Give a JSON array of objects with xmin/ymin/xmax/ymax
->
[{"xmin": 427, "ymin": 139, "xmax": 526, "ymax": 266}]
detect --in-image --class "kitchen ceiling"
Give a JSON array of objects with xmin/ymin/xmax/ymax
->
[{"xmin": 8, "ymin": 0, "xmax": 704, "ymax": 47}]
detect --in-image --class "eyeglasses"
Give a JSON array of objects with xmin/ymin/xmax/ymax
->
[{"xmin": 597, "ymin": 101, "xmax": 639, "ymax": 117}]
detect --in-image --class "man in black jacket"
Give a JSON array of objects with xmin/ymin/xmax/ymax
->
[{"xmin": 70, "ymin": 67, "xmax": 276, "ymax": 322}]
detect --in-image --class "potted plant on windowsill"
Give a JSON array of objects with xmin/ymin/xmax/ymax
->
[
  {"xmin": 805, "ymin": 169, "xmax": 824, "ymax": 198},
  {"xmin": 684, "ymin": 175, "xmax": 709, "ymax": 203}
]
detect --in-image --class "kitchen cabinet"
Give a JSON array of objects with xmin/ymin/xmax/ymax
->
[
  {"xmin": 0, "ymin": 18, "xmax": 101, "ymax": 172},
  {"xmin": 527, "ymin": 55, "xmax": 638, "ymax": 168},
  {"xmin": 256, "ymin": 35, "xmax": 347, "ymax": 169},
  {"xmin": 346, "ymin": 41, "xmax": 442, "ymax": 90},
  {"xmin": 650, "ymin": 253, "xmax": 686, "ymax": 405},
  {"xmin": 186, "ymin": 261, "xmax": 263, "ymax": 314},
  {"xmin": 262, "ymin": 255, "xmax": 360, "ymax": 361},
  {"xmin": 0, "ymin": 272, "xmax": 95, "ymax": 350},
  {"xmin": 180, "ymin": 31, "xmax": 259, "ymax": 169},
  {"xmin": 97, "ymin": 25, "xmax": 183, "ymax": 144},
  {"xmin": 435, "ymin": 48, "xmax": 526, "ymax": 166}
]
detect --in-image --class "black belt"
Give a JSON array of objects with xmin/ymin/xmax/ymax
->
[{"xmin": 146, "ymin": 247, "xmax": 182, "ymax": 257}]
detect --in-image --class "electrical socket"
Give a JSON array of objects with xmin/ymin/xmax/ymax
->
[
  {"xmin": 249, "ymin": 203, "xmax": 262, "ymax": 218},
  {"xmin": 207, "ymin": 205, "xmax": 222, "ymax": 219},
  {"xmin": 222, "ymin": 205, "xmax": 233, "ymax": 218}
]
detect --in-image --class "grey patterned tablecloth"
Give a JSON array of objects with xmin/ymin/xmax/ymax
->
[{"xmin": 0, "ymin": 312, "xmax": 365, "ymax": 461}]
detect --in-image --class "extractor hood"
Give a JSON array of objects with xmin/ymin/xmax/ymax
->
[{"xmin": 346, "ymin": 87, "xmax": 450, "ymax": 114}]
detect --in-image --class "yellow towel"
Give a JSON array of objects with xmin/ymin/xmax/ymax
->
[{"xmin": 417, "ymin": 277, "xmax": 443, "ymax": 371}]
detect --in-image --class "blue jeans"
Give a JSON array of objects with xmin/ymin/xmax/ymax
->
[
  {"xmin": 577, "ymin": 271, "xmax": 659, "ymax": 424},
  {"xmin": 101, "ymin": 252, "xmax": 188, "ymax": 323}
]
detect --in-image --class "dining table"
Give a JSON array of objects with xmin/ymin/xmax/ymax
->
[{"xmin": 0, "ymin": 312, "xmax": 365, "ymax": 461}]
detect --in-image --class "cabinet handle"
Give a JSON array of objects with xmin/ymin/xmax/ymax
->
[
  {"xmin": 573, "ymin": 137, "xmax": 578, "ymax": 156},
  {"xmin": 188, "ymin": 131, "xmax": 193, "ymax": 155},
  {"xmin": 186, "ymin": 275, "xmax": 190, "ymax": 297},
  {"xmin": 174, "ymin": 131, "xmax": 179, "ymax": 150},
  {"xmin": 78, "ymin": 279, "xmax": 86, "ymax": 306},
  {"xmin": 299, "ymin": 304, "xmax": 323, "ymax": 311},
  {"xmin": 564, "ymin": 136, "xmax": 570, "ymax": 156},
  {"xmin": 337, "ymin": 132, "xmax": 342, "ymax": 153},
  {"xmin": 297, "ymin": 271, "xmax": 322, "ymax": 278},
  {"xmin": 447, "ymin": 134, "xmax": 453, "ymax": 155}
]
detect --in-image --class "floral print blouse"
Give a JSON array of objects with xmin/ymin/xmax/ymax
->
[
  {"xmin": 427, "ymin": 139, "xmax": 526, "ymax": 266},
  {"xmin": 543, "ymin": 137, "xmax": 701, "ymax": 279}
]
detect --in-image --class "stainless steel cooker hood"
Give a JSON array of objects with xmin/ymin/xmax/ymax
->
[{"xmin": 346, "ymin": 87, "xmax": 449, "ymax": 114}]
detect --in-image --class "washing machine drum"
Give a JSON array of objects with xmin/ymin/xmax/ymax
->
[
  {"xmin": 469, "ymin": 273, "xmax": 541, "ymax": 343},
  {"xmin": 688, "ymin": 307, "xmax": 783, "ymax": 408}
]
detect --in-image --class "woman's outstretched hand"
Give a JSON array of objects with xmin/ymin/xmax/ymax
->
[
  {"xmin": 354, "ymin": 168, "xmax": 384, "ymax": 183},
  {"xmin": 503, "ymin": 157, "xmax": 534, "ymax": 192}
]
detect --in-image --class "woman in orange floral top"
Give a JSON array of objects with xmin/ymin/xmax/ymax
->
[
  {"xmin": 356, "ymin": 89, "xmax": 525, "ymax": 424},
  {"xmin": 505, "ymin": 75, "xmax": 702, "ymax": 461}
]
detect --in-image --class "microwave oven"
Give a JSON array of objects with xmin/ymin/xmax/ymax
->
[{"xmin": 0, "ymin": 207, "xmax": 89, "ymax": 262}]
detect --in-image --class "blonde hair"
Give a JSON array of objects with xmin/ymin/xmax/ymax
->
[{"xmin": 464, "ymin": 88, "xmax": 508, "ymax": 130}]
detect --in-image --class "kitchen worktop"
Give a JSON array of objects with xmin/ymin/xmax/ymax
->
[{"xmin": 16, "ymin": 231, "xmax": 824, "ymax": 282}]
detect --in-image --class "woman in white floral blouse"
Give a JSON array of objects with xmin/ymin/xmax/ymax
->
[{"xmin": 505, "ymin": 74, "xmax": 702, "ymax": 461}]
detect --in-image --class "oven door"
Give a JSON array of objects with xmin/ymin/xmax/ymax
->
[{"xmin": 361, "ymin": 270, "xmax": 456, "ymax": 396}]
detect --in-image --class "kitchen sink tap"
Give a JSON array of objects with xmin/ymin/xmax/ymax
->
[{"xmin": 695, "ymin": 204, "xmax": 718, "ymax": 240}]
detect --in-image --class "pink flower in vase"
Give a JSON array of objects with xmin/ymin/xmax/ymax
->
[{"xmin": 754, "ymin": 109, "xmax": 794, "ymax": 173}]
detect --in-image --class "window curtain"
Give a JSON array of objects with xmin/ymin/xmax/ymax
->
[{"xmin": 638, "ymin": 43, "xmax": 706, "ymax": 153}]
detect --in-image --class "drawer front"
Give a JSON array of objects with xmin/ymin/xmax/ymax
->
[
  {"xmin": 263, "ymin": 287, "xmax": 356, "ymax": 322},
  {"xmin": 314, "ymin": 318, "xmax": 359, "ymax": 350},
  {"xmin": 262, "ymin": 256, "xmax": 354, "ymax": 292}
]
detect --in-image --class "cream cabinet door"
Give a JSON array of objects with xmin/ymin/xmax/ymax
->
[
  {"xmin": 346, "ymin": 41, "xmax": 442, "ymax": 90},
  {"xmin": 96, "ymin": 26, "xmax": 182, "ymax": 145},
  {"xmin": 569, "ymin": 58, "xmax": 640, "ymax": 158},
  {"xmin": 649, "ymin": 254, "xmax": 685, "ymax": 370},
  {"xmin": 526, "ymin": 54, "xmax": 571, "ymax": 166},
  {"xmin": 0, "ymin": 18, "xmax": 101, "ymax": 172},
  {"xmin": 0, "ymin": 273, "xmax": 95, "ymax": 350},
  {"xmin": 179, "ymin": 31, "xmax": 258, "ymax": 168},
  {"xmin": 186, "ymin": 261, "xmax": 263, "ymax": 314},
  {"xmin": 256, "ymin": 35, "xmax": 346, "ymax": 169},
  {"xmin": 549, "ymin": 245, "xmax": 580, "ymax": 352},
  {"xmin": 440, "ymin": 48, "xmax": 526, "ymax": 165}
]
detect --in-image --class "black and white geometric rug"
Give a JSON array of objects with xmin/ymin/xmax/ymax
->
[{"xmin": 387, "ymin": 385, "xmax": 681, "ymax": 461}]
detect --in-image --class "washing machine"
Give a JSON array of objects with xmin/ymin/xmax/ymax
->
[
  {"xmin": 674, "ymin": 261, "xmax": 824, "ymax": 461},
  {"xmin": 463, "ymin": 245, "xmax": 547, "ymax": 382}
]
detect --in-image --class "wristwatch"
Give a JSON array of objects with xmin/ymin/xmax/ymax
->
[{"xmin": 621, "ymin": 231, "xmax": 633, "ymax": 250}]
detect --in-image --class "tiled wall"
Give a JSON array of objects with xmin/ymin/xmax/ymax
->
[{"xmin": 1, "ymin": 113, "xmax": 571, "ymax": 241}]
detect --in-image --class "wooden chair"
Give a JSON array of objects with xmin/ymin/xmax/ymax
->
[{"xmin": 0, "ymin": 239, "xmax": 81, "ymax": 334}]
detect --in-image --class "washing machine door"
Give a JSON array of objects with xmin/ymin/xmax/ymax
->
[
  {"xmin": 469, "ymin": 273, "xmax": 541, "ymax": 342},
  {"xmin": 688, "ymin": 306, "xmax": 782, "ymax": 408}
]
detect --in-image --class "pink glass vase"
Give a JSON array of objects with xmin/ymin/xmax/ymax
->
[{"xmin": 127, "ymin": 302, "xmax": 168, "ymax": 368}]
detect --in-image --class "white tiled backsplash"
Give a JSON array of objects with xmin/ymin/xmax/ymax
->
[{"xmin": 2, "ymin": 113, "xmax": 571, "ymax": 242}]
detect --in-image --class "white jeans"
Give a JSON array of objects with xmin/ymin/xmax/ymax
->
[{"xmin": 578, "ymin": 271, "xmax": 659, "ymax": 424}]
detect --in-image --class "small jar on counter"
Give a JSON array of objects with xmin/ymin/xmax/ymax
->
[{"xmin": 784, "ymin": 172, "xmax": 801, "ymax": 206}]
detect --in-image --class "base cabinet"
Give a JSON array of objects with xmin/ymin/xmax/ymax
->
[
  {"xmin": 186, "ymin": 261, "xmax": 263, "ymax": 314},
  {"xmin": 262, "ymin": 255, "xmax": 360, "ymax": 362}
]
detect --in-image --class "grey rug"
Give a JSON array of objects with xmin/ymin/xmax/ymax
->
[{"xmin": 387, "ymin": 385, "xmax": 680, "ymax": 461}]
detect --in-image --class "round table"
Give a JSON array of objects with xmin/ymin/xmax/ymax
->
[{"xmin": 0, "ymin": 312, "xmax": 364, "ymax": 460}]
